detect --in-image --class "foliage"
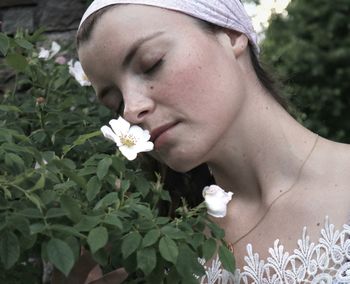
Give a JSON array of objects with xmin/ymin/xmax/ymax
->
[
  {"xmin": 262, "ymin": 0, "xmax": 350, "ymax": 142},
  {"xmin": 0, "ymin": 30, "xmax": 235, "ymax": 283}
]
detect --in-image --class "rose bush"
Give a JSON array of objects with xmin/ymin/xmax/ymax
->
[{"xmin": 0, "ymin": 30, "xmax": 234, "ymax": 283}]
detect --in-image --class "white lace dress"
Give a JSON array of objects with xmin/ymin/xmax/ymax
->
[{"xmin": 200, "ymin": 217, "xmax": 350, "ymax": 283}]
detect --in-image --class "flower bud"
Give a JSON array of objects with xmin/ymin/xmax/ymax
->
[{"xmin": 202, "ymin": 185, "xmax": 233, "ymax": 218}]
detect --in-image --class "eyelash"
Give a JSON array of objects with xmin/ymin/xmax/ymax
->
[{"xmin": 144, "ymin": 58, "xmax": 164, "ymax": 75}]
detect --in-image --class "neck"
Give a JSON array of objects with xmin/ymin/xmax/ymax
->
[{"xmin": 207, "ymin": 90, "xmax": 318, "ymax": 207}]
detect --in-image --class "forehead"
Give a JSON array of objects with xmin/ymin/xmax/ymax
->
[
  {"xmin": 78, "ymin": 5, "xmax": 199, "ymax": 80},
  {"xmin": 88, "ymin": 4, "xmax": 196, "ymax": 45}
]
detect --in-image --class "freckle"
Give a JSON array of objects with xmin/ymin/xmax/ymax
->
[
  {"xmin": 317, "ymin": 222, "xmax": 320, "ymax": 226},
  {"xmin": 150, "ymin": 86, "xmax": 154, "ymax": 90}
]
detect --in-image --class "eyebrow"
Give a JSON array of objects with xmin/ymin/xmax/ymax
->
[
  {"xmin": 97, "ymin": 31, "xmax": 165, "ymax": 100},
  {"xmin": 122, "ymin": 31, "xmax": 165, "ymax": 68}
]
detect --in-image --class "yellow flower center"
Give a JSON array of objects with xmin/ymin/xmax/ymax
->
[
  {"xmin": 83, "ymin": 73, "xmax": 89, "ymax": 82},
  {"xmin": 120, "ymin": 135, "xmax": 136, "ymax": 147}
]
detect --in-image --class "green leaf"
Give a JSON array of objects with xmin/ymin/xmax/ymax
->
[
  {"xmin": 30, "ymin": 223, "xmax": 46, "ymax": 234},
  {"xmin": 218, "ymin": 245, "xmax": 236, "ymax": 273},
  {"xmin": 47, "ymin": 238, "xmax": 75, "ymax": 276},
  {"xmin": 137, "ymin": 247, "xmax": 156, "ymax": 275},
  {"xmin": 50, "ymin": 225, "xmax": 84, "ymax": 238},
  {"xmin": 93, "ymin": 192, "xmax": 119, "ymax": 210},
  {"xmin": 31, "ymin": 174, "xmax": 45, "ymax": 191},
  {"xmin": 0, "ymin": 231, "xmax": 20, "ymax": 269},
  {"xmin": 142, "ymin": 229, "xmax": 160, "ymax": 248},
  {"xmin": 161, "ymin": 226, "xmax": 186, "ymax": 240},
  {"xmin": 14, "ymin": 38, "xmax": 33, "ymax": 50},
  {"xmin": 60, "ymin": 195, "xmax": 82, "ymax": 222},
  {"xmin": 0, "ymin": 105, "xmax": 22, "ymax": 113},
  {"xmin": 86, "ymin": 176, "xmax": 101, "ymax": 201},
  {"xmin": 74, "ymin": 215, "xmax": 101, "ymax": 232},
  {"xmin": 17, "ymin": 208, "xmax": 42, "ymax": 219},
  {"xmin": 73, "ymin": 131, "xmax": 101, "ymax": 147},
  {"xmin": 176, "ymin": 244, "xmax": 205, "ymax": 280},
  {"xmin": 159, "ymin": 236, "xmax": 178, "ymax": 264},
  {"xmin": 6, "ymin": 53, "xmax": 28, "ymax": 72},
  {"xmin": 103, "ymin": 214, "xmax": 123, "ymax": 230},
  {"xmin": 45, "ymin": 208, "xmax": 66, "ymax": 219},
  {"xmin": 87, "ymin": 226, "xmax": 108, "ymax": 254},
  {"xmin": 207, "ymin": 222, "xmax": 225, "ymax": 239},
  {"xmin": 96, "ymin": 157, "xmax": 112, "ymax": 180},
  {"xmin": 0, "ymin": 33, "xmax": 9, "ymax": 56},
  {"xmin": 202, "ymin": 238, "xmax": 217, "ymax": 261},
  {"xmin": 122, "ymin": 231, "xmax": 142, "ymax": 259},
  {"xmin": 4, "ymin": 153, "xmax": 25, "ymax": 174}
]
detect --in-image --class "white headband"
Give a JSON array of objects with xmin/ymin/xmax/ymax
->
[{"xmin": 79, "ymin": 0, "xmax": 260, "ymax": 54}]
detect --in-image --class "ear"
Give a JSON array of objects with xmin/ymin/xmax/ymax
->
[{"xmin": 224, "ymin": 30, "xmax": 249, "ymax": 58}]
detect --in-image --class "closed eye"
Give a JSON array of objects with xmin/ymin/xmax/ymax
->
[{"xmin": 144, "ymin": 59, "xmax": 164, "ymax": 75}]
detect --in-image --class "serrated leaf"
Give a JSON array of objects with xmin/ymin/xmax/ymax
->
[
  {"xmin": 207, "ymin": 222, "xmax": 225, "ymax": 239},
  {"xmin": 4, "ymin": 152, "xmax": 25, "ymax": 174},
  {"xmin": 137, "ymin": 247, "xmax": 156, "ymax": 275},
  {"xmin": 74, "ymin": 215, "xmax": 101, "ymax": 232},
  {"xmin": 17, "ymin": 208, "xmax": 42, "ymax": 218},
  {"xmin": 14, "ymin": 38, "xmax": 33, "ymax": 50},
  {"xmin": 0, "ymin": 105, "xmax": 22, "ymax": 113},
  {"xmin": 93, "ymin": 192, "xmax": 119, "ymax": 210},
  {"xmin": 88, "ymin": 226, "xmax": 108, "ymax": 254},
  {"xmin": 30, "ymin": 223, "xmax": 45, "ymax": 234},
  {"xmin": 0, "ymin": 231, "xmax": 20, "ymax": 269},
  {"xmin": 202, "ymin": 238, "xmax": 217, "ymax": 261},
  {"xmin": 103, "ymin": 214, "xmax": 123, "ymax": 230},
  {"xmin": 60, "ymin": 195, "xmax": 81, "ymax": 222},
  {"xmin": 47, "ymin": 238, "xmax": 74, "ymax": 276},
  {"xmin": 159, "ymin": 236, "xmax": 178, "ymax": 264},
  {"xmin": 86, "ymin": 176, "xmax": 101, "ymax": 201},
  {"xmin": 0, "ymin": 33, "xmax": 9, "ymax": 56},
  {"xmin": 161, "ymin": 226, "xmax": 186, "ymax": 240},
  {"xmin": 176, "ymin": 244, "xmax": 205, "ymax": 279},
  {"xmin": 122, "ymin": 231, "xmax": 142, "ymax": 259},
  {"xmin": 96, "ymin": 157, "xmax": 112, "ymax": 180},
  {"xmin": 6, "ymin": 53, "xmax": 28, "ymax": 72},
  {"xmin": 45, "ymin": 208, "xmax": 66, "ymax": 219},
  {"xmin": 218, "ymin": 245, "xmax": 235, "ymax": 273},
  {"xmin": 142, "ymin": 229, "xmax": 160, "ymax": 248},
  {"xmin": 50, "ymin": 225, "xmax": 84, "ymax": 238}
]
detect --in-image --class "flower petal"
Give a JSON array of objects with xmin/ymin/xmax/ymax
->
[
  {"xmin": 38, "ymin": 48, "xmax": 50, "ymax": 59},
  {"xmin": 119, "ymin": 146, "xmax": 137, "ymax": 161},
  {"xmin": 50, "ymin": 41, "xmax": 61, "ymax": 58},
  {"xmin": 100, "ymin": 125, "xmax": 121, "ymax": 145},
  {"xmin": 109, "ymin": 117, "xmax": 130, "ymax": 136},
  {"xmin": 134, "ymin": 141, "xmax": 154, "ymax": 152}
]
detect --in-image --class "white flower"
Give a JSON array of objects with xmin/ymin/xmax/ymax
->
[
  {"xmin": 100, "ymin": 117, "xmax": 154, "ymax": 161},
  {"xmin": 68, "ymin": 59, "xmax": 91, "ymax": 86},
  {"xmin": 38, "ymin": 41, "xmax": 61, "ymax": 60},
  {"xmin": 202, "ymin": 185, "xmax": 233, "ymax": 218}
]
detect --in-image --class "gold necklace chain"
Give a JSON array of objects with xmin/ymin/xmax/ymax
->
[{"xmin": 232, "ymin": 134, "xmax": 320, "ymax": 245}]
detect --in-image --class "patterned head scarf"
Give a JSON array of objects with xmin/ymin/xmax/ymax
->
[{"xmin": 79, "ymin": 0, "xmax": 259, "ymax": 54}]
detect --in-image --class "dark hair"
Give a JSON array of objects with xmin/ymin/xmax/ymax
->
[{"xmin": 76, "ymin": 6, "xmax": 288, "ymax": 212}]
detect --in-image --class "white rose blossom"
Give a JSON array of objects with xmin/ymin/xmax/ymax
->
[
  {"xmin": 38, "ymin": 41, "xmax": 61, "ymax": 60},
  {"xmin": 100, "ymin": 117, "xmax": 154, "ymax": 161},
  {"xmin": 68, "ymin": 59, "xmax": 91, "ymax": 86},
  {"xmin": 202, "ymin": 185, "xmax": 233, "ymax": 218}
]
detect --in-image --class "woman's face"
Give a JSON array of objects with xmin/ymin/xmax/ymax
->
[{"xmin": 79, "ymin": 5, "xmax": 248, "ymax": 172}]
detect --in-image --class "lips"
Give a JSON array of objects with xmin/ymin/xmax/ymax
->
[{"xmin": 150, "ymin": 122, "xmax": 178, "ymax": 147}]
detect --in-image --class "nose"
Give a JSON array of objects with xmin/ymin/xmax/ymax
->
[{"xmin": 122, "ymin": 88, "xmax": 155, "ymax": 125}]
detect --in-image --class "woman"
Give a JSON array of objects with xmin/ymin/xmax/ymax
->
[{"xmin": 70, "ymin": 0, "xmax": 350, "ymax": 282}]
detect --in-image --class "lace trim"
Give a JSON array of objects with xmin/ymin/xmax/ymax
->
[{"xmin": 200, "ymin": 217, "xmax": 350, "ymax": 283}]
